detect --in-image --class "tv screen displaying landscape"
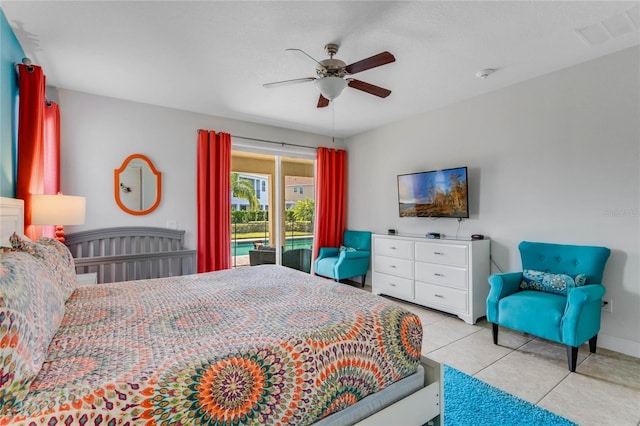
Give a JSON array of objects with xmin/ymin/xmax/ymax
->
[{"xmin": 398, "ymin": 166, "xmax": 469, "ymax": 218}]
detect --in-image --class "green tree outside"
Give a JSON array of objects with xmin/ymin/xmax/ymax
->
[
  {"xmin": 292, "ymin": 198, "xmax": 314, "ymax": 223},
  {"xmin": 231, "ymin": 172, "xmax": 259, "ymax": 211}
]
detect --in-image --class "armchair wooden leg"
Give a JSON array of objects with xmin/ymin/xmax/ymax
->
[
  {"xmin": 362, "ymin": 273, "xmax": 367, "ymax": 288},
  {"xmin": 567, "ymin": 346, "xmax": 579, "ymax": 372},
  {"xmin": 491, "ymin": 323, "xmax": 498, "ymax": 345},
  {"xmin": 589, "ymin": 335, "xmax": 598, "ymax": 354}
]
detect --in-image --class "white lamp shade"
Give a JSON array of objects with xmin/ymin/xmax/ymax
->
[
  {"xmin": 31, "ymin": 194, "xmax": 86, "ymax": 225},
  {"xmin": 314, "ymin": 76, "xmax": 348, "ymax": 100}
]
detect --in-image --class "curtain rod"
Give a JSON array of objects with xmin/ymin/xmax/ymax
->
[
  {"xmin": 197, "ymin": 130, "xmax": 320, "ymax": 151},
  {"xmin": 232, "ymin": 135, "xmax": 318, "ymax": 151}
]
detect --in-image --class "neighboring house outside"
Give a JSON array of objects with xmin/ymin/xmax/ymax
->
[
  {"xmin": 231, "ymin": 174, "xmax": 315, "ymax": 211},
  {"xmin": 285, "ymin": 176, "xmax": 314, "ymax": 209}
]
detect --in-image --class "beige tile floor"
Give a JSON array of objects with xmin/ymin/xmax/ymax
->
[{"xmin": 365, "ymin": 286, "xmax": 640, "ymax": 426}]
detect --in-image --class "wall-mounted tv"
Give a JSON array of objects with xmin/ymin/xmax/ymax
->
[{"xmin": 398, "ymin": 166, "xmax": 469, "ymax": 218}]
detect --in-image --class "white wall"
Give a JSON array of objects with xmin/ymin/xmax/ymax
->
[
  {"xmin": 346, "ymin": 46, "xmax": 640, "ymax": 357},
  {"xmin": 57, "ymin": 89, "xmax": 343, "ymax": 249}
]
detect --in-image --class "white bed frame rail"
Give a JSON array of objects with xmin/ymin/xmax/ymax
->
[{"xmin": 356, "ymin": 356, "xmax": 441, "ymax": 426}]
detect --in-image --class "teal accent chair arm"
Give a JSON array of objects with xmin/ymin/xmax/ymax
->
[
  {"xmin": 567, "ymin": 284, "xmax": 606, "ymax": 306},
  {"xmin": 317, "ymin": 247, "xmax": 339, "ymax": 260},
  {"xmin": 486, "ymin": 272, "xmax": 523, "ymax": 322},
  {"xmin": 562, "ymin": 284, "xmax": 606, "ymax": 347},
  {"xmin": 339, "ymin": 250, "xmax": 370, "ymax": 260}
]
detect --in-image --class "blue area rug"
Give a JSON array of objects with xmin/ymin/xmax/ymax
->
[{"xmin": 443, "ymin": 365, "xmax": 577, "ymax": 426}]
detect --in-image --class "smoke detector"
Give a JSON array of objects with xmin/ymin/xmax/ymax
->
[{"xmin": 476, "ymin": 68, "xmax": 496, "ymax": 79}]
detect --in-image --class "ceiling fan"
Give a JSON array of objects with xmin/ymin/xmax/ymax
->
[{"xmin": 263, "ymin": 43, "xmax": 395, "ymax": 108}]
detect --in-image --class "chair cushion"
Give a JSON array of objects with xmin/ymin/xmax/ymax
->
[
  {"xmin": 520, "ymin": 269, "xmax": 586, "ymax": 296},
  {"xmin": 498, "ymin": 290, "xmax": 566, "ymax": 343}
]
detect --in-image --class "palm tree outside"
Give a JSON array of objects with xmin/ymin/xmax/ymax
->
[{"xmin": 231, "ymin": 172, "xmax": 259, "ymax": 210}]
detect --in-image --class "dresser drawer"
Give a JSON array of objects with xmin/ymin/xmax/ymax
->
[
  {"xmin": 415, "ymin": 281, "xmax": 467, "ymax": 312},
  {"xmin": 375, "ymin": 238, "xmax": 414, "ymax": 259},
  {"xmin": 415, "ymin": 262, "xmax": 467, "ymax": 290},
  {"xmin": 375, "ymin": 255, "xmax": 414, "ymax": 279},
  {"xmin": 373, "ymin": 273, "xmax": 414, "ymax": 300},
  {"xmin": 415, "ymin": 242, "xmax": 468, "ymax": 267}
]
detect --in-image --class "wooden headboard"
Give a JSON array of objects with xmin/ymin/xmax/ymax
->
[
  {"xmin": 0, "ymin": 196, "xmax": 24, "ymax": 244},
  {"xmin": 65, "ymin": 226, "xmax": 197, "ymax": 284}
]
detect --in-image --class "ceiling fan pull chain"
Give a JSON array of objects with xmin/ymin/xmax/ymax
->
[{"xmin": 332, "ymin": 102, "xmax": 336, "ymax": 144}]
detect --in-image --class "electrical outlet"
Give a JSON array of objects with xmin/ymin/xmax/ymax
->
[{"xmin": 602, "ymin": 299, "xmax": 612, "ymax": 313}]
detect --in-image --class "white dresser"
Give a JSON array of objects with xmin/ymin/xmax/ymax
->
[{"xmin": 372, "ymin": 234, "xmax": 490, "ymax": 324}]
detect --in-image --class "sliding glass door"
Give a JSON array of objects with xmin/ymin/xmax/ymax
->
[
  {"xmin": 281, "ymin": 155, "xmax": 314, "ymax": 273},
  {"xmin": 230, "ymin": 151, "xmax": 314, "ymax": 273}
]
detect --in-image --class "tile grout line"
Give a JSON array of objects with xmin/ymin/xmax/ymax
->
[{"xmin": 472, "ymin": 334, "xmax": 533, "ymax": 378}]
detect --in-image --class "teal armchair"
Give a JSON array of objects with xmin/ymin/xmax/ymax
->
[
  {"xmin": 315, "ymin": 230, "xmax": 372, "ymax": 286},
  {"xmin": 487, "ymin": 241, "xmax": 610, "ymax": 372}
]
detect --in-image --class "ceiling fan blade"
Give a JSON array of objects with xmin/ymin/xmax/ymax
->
[
  {"xmin": 347, "ymin": 79, "xmax": 392, "ymax": 98},
  {"xmin": 286, "ymin": 48, "xmax": 326, "ymax": 71},
  {"xmin": 263, "ymin": 77, "xmax": 316, "ymax": 88},
  {"xmin": 317, "ymin": 94, "xmax": 330, "ymax": 108},
  {"xmin": 345, "ymin": 51, "xmax": 395, "ymax": 75}
]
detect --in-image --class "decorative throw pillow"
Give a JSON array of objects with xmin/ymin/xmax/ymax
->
[
  {"xmin": 520, "ymin": 269, "xmax": 586, "ymax": 296},
  {"xmin": 9, "ymin": 233, "xmax": 77, "ymax": 301},
  {"xmin": 8, "ymin": 233, "xmax": 34, "ymax": 254},
  {"xmin": 0, "ymin": 251, "xmax": 66, "ymax": 412},
  {"xmin": 339, "ymin": 245, "xmax": 357, "ymax": 252}
]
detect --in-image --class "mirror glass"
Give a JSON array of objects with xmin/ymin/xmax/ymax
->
[{"xmin": 114, "ymin": 154, "xmax": 162, "ymax": 215}]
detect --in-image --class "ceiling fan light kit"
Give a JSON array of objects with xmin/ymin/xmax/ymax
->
[
  {"xmin": 264, "ymin": 43, "xmax": 395, "ymax": 108},
  {"xmin": 315, "ymin": 76, "xmax": 347, "ymax": 100}
]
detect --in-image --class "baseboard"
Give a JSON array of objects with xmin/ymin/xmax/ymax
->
[{"xmin": 599, "ymin": 333, "xmax": 640, "ymax": 358}]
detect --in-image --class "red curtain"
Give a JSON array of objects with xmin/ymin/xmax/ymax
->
[
  {"xmin": 197, "ymin": 130, "xmax": 232, "ymax": 272},
  {"xmin": 44, "ymin": 101, "xmax": 60, "ymax": 195},
  {"xmin": 313, "ymin": 147, "xmax": 347, "ymax": 259},
  {"xmin": 42, "ymin": 101, "xmax": 61, "ymax": 238},
  {"xmin": 15, "ymin": 64, "xmax": 61, "ymax": 239},
  {"xmin": 16, "ymin": 64, "xmax": 46, "ymax": 240}
]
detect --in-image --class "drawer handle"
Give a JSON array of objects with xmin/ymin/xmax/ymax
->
[
  {"xmin": 434, "ymin": 273, "xmax": 444, "ymax": 277},
  {"xmin": 390, "ymin": 246, "xmax": 397, "ymax": 250},
  {"xmin": 434, "ymin": 251, "xmax": 444, "ymax": 255},
  {"xmin": 390, "ymin": 283, "xmax": 397, "ymax": 287},
  {"xmin": 390, "ymin": 265, "xmax": 397, "ymax": 268},
  {"xmin": 434, "ymin": 294, "xmax": 444, "ymax": 298}
]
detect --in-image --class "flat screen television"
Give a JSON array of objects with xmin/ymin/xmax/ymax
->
[{"xmin": 398, "ymin": 166, "xmax": 469, "ymax": 218}]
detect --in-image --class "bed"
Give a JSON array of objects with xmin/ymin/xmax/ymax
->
[{"xmin": 0, "ymin": 196, "xmax": 441, "ymax": 425}]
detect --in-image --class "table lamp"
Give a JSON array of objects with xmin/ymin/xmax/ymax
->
[{"xmin": 31, "ymin": 194, "xmax": 86, "ymax": 243}]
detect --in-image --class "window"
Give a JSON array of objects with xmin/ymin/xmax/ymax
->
[
  {"xmin": 262, "ymin": 181, "xmax": 266, "ymax": 192},
  {"xmin": 294, "ymin": 187, "xmax": 298, "ymax": 193},
  {"xmin": 299, "ymin": 186, "xmax": 304, "ymax": 194}
]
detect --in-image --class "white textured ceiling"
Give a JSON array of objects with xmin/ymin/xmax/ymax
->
[{"xmin": 2, "ymin": 1, "xmax": 639, "ymax": 138}]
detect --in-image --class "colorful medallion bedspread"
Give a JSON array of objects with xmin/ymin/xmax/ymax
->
[{"xmin": 5, "ymin": 265, "xmax": 422, "ymax": 425}]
